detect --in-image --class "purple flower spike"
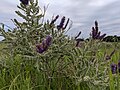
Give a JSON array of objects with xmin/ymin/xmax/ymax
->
[
  {"xmin": 91, "ymin": 21, "xmax": 106, "ymax": 40},
  {"xmin": 99, "ymin": 34, "xmax": 106, "ymax": 40},
  {"xmin": 95, "ymin": 31, "xmax": 101, "ymax": 39},
  {"xmin": 111, "ymin": 63, "xmax": 117, "ymax": 74},
  {"xmin": 92, "ymin": 27, "xmax": 96, "ymax": 39},
  {"xmin": 36, "ymin": 44, "xmax": 44, "ymax": 53},
  {"xmin": 118, "ymin": 60, "xmax": 120, "ymax": 73},
  {"xmin": 36, "ymin": 35, "xmax": 52, "ymax": 54},
  {"xmin": 50, "ymin": 15, "xmax": 59, "ymax": 26},
  {"xmin": 63, "ymin": 18, "xmax": 70, "ymax": 29},
  {"xmin": 57, "ymin": 16, "xmax": 65, "ymax": 30},
  {"xmin": 46, "ymin": 36, "xmax": 52, "ymax": 46},
  {"xmin": 95, "ymin": 21, "xmax": 98, "ymax": 27},
  {"xmin": 20, "ymin": 0, "xmax": 29, "ymax": 5}
]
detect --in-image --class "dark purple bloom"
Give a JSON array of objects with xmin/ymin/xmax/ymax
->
[
  {"xmin": 57, "ymin": 16, "xmax": 65, "ymax": 30},
  {"xmin": 95, "ymin": 21, "xmax": 98, "ymax": 30},
  {"xmin": 46, "ymin": 36, "xmax": 52, "ymax": 46},
  {"xmin": 63, "ymin": 18, "xmax": 70, "ymax": 29},
  {"xmin": 118, "ymin": 60, "xmax": 120, "ymax": 73},
  {"xmin": 76, "ymin": 41, "xmax": 80, "ymax": 47},
  {"xmin": 20, "ymin": 0, "xmax": 29, "ymax": 5},
  {"xmin": 36, "ymin": 36, "xmax": 52, "ymax": 53},
  {"xmin": 91, "ymin": 21, "xmax": 106, "ymax": 40},
  {"xmin": 36, "ymin": 44, "xmax": 45, "ymax": 53},
  {"xmin": 94, "ymin": 31, "xmax": 101, "ymax": 39},
  {"xmin": 75, "ymin": 31, "xmax": 81, "ymax": 39},
  {"xmin": 95, "ymin": 21, "xmax": 98, "ymax": 26},
  {"xmin": 92, "ymin": 27, "xmax": 96, "ymax": 39},
  {"xmin": 111, "ymin": 63, "xmax": 117, "ymax": 74},
  {"xmin": 98, "ymin": 34, "xmax": 106, "ymax": 40},
  {"xmin": 75, "ymin": 31, "xmax": 82, "ymax": 47},
  {"xmin": 106, "ymin": 55, "xmax": 111, "ymax": 60},
  {"xmin": 50, "ymin": 15, "xmax": 59, "ymax": 26}
]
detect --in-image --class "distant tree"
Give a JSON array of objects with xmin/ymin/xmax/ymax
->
[{"xmin": 103, "ymin": 35, "xmax": 119, "ymax": 42}]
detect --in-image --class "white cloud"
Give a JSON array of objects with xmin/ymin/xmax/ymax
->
[{"xmin": 89, "ymin": 0, "xmax": 118, "ymax": 7}]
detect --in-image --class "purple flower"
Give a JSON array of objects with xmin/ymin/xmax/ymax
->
[
  {"xmin": 91, "ymin": 21, "xmax": 106, "ymax": 40},
  {"xmin": 92, "ymin": 27, "xmax": 97, "ymax": 39},
  {"xmin": 20, "ymin": 0, "xmax": 29, "ymax": 5},
  {"xmin": 36, "ymin": 44, "xmax": 45, "ymax": 53},
  {"xmin": 57, "ymin": 16, "xmax": 65, "ymax": 30},
  {"xmin": 75, "ymin": 31, "xmax": 82, "ymax": 47},
  {"xmin": 76, "ymin": 41, "xmax": 80, "ymax": 47},
  {"xmin": 46, "ymin": 36, "xmax": 52, "ymax": 46},
  {"xmin": 50, "ymin": 15, "xmax": 59, "ymax": 26},
  {"xmin": 98, "ymin": 34, "xmax": 106, "ymax": 40},
  {"xmin": 75, "ymin": 31, "xmax": 81, "ymax": 39},
  {"xmin": 118, "ymin": 60, "xmax": 120, "ymax": 73},
  {"xmin": 111, "ymin": 63, "xmax": 117, "ymax": 74},
  {"xmin": 36, "ymin": 36, "xmax": 52, "ymax": 53},
  {"xmin": 94, "ymin": 31, "xmax": 101, "ymax": 39},
  {"xmin": 106, "ymin": 55, "xmax": 111, "ymax": 60},
  {"xmin": 63, "ymin": 18, "xmax": 70, "ymax": 29}
]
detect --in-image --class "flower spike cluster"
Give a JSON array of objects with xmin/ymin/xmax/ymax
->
[
  {"xmin": 20, "ymin": 0, "xmax": 30, "ymax": 5},
  {"xmin": 50, "ymin": 15, "xmax": 59, "ymax": 26},
  {"xmin": 91, "ymin": 21, "xmax": 106, "ymax": 40},
  {"xmin": 111, "ymin": 60, "xmax": 120, "ymax": 74},
  {"xmin": 36, "ymin": 36, "xmax": 52, "ymax": 53},
  {"xmin": 75, "ymin": 31, "xmax": 82, "ymax": 47},
  {"xmin": 49, "ymin": 15, "xmax": 70, "ymax": 30},
  {"xmin": 57, "ymin": 16, "xmax": 70, "ymax": 30},
  {"xmin": 111, "ymin": 63, "xmax": 117, "ymax": 74}
]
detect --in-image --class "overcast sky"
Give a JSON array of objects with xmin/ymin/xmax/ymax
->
[{"xmin": 0, "ymin": 0, "xmax": 120, "ymax": 40}]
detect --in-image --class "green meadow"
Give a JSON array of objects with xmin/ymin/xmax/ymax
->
[{"xmin": 0, "ymin": 0, "xmax": 120, "ymax": 90}]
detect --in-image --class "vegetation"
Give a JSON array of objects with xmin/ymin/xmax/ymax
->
[{"xmin": 0, "ymin": 0, "xmax": 120, "ymax": 90}]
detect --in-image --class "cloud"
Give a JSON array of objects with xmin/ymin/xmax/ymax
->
[{"xmin": 88, "ymin": 0, "xmax": 118, "ymax": 7}]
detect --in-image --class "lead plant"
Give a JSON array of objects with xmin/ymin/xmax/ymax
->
[{"xmin": 91, "ymin": 21, "xmax": 106, "ymax": 40}]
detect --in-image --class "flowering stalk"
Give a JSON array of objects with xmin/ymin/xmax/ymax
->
[
  {"xmin": 50, "ymin": 15, "xmax": 59, "ymax": 26},
  {"xmin": 63, "ymin": 18, "xmax": 70, "ymax": 29},
  {"xmin": 110, "ymin": 60, "xmax": 120, "ymax": 74},
  {"xmin": 91, "ymin": 21, "xmax": 106, "ymax": 40},
  {"xmin": 75, "ymin": 31, "xmax": 82, "ymax": 47},
  {"xmin": 36, "ymin": 36, "xmax": 52, "ymax": 53},
  {"xmin": 118, "ymin": 60, "xmax": 120, "ymax": 73},
  {"xmin": 111, "ymin": 63, "xmax": 117, "ymax": 74},
  {"xmin": 20, "ymin": 0, "xmax": 30, "ymax": 5},
  {"xmin": 57, "ymin": 16, "xmax": 65, "ymax": 30}
]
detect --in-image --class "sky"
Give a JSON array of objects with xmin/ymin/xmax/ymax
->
[{"xmin": 0, "ymin": 0, "xmax": 120, "ymax": 40}]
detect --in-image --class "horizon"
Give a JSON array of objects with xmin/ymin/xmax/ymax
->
[{"xmin": 0, "ymin": 0, "xmax": 120, "ymax": 40}]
